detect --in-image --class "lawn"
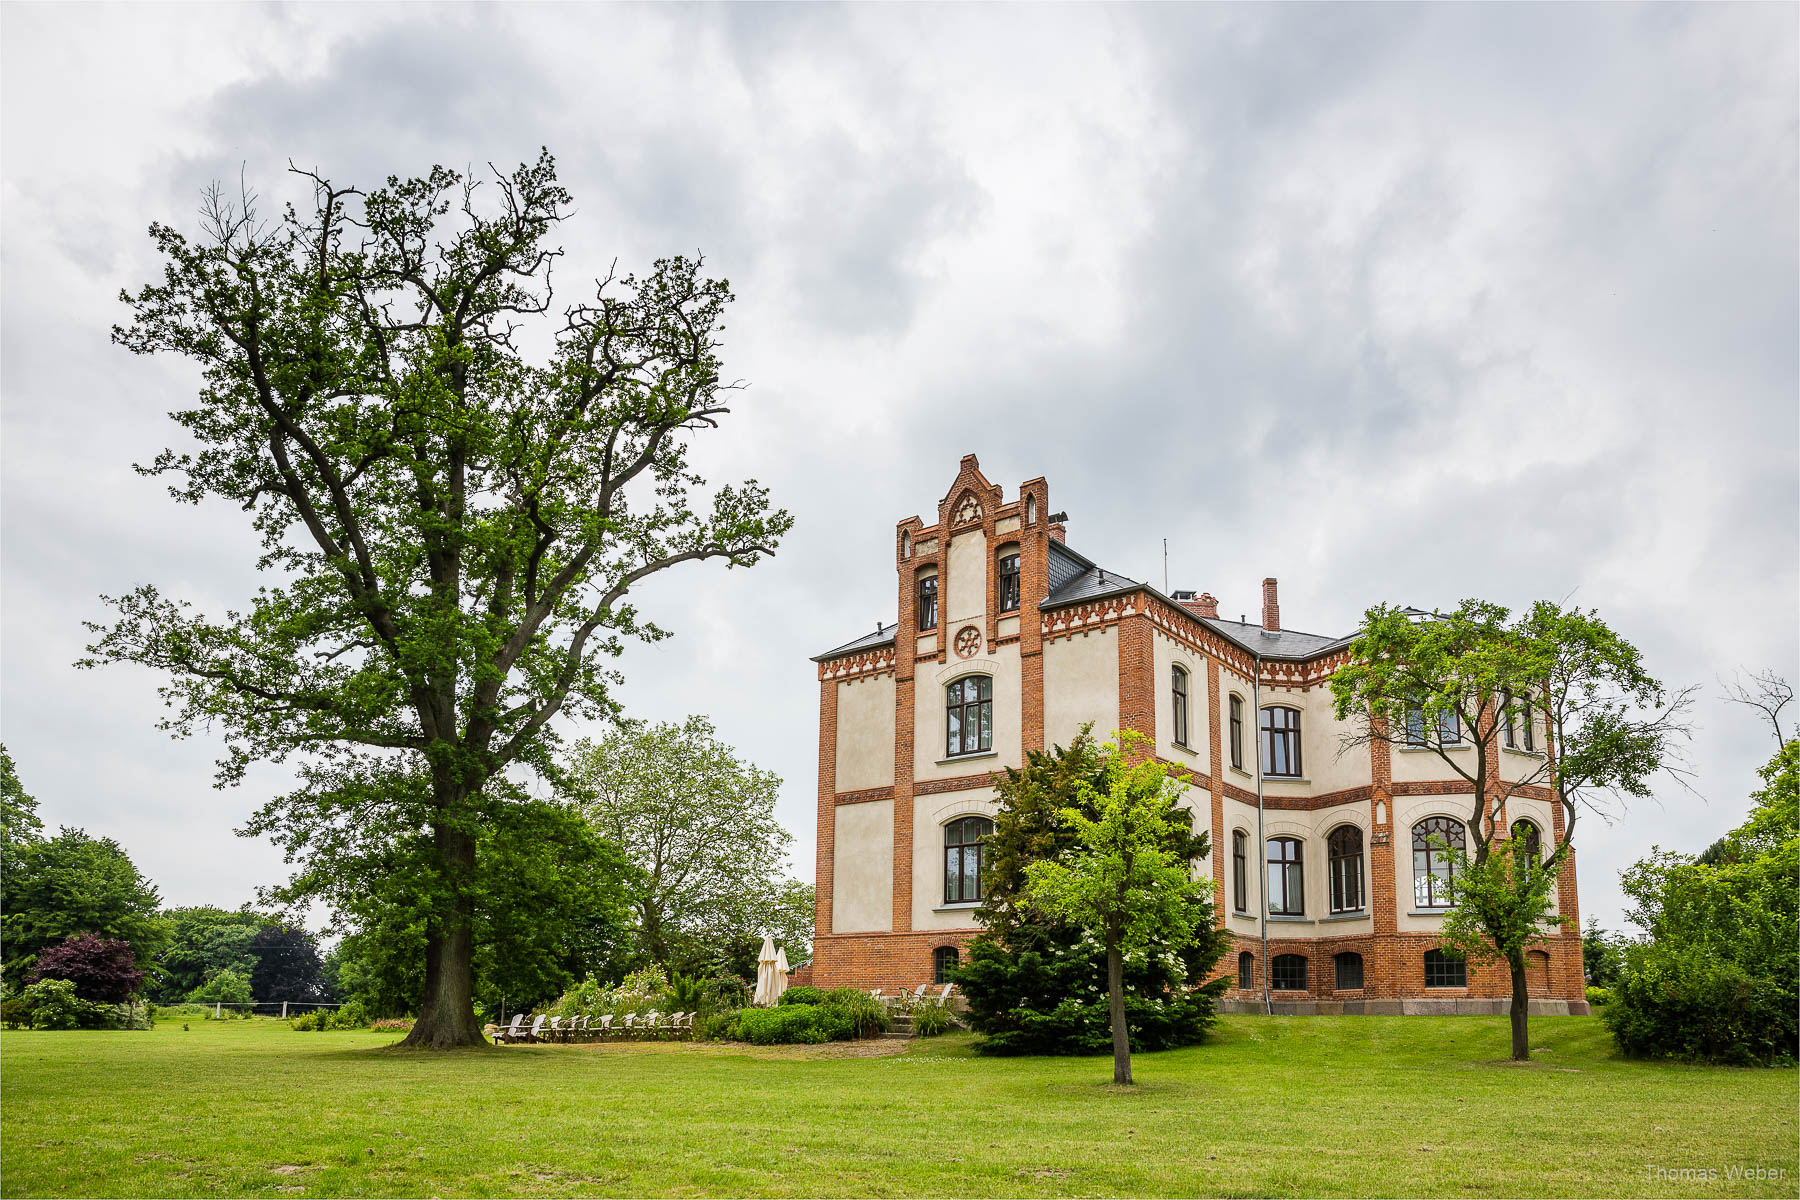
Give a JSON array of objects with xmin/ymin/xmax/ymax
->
[{"xmin": 2, "ymin": 1014, "xmax": 1794, "ymax": 1198}]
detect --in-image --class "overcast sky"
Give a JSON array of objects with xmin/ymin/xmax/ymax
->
[{"xmin": 3, "ymin": 3, "xmax": 1795, "ymax": 936}]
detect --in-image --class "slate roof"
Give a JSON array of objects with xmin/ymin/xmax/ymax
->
[
  {"xmin": 813, "ymin": 537, "xmax": 1367, "ymax": 664},
  {"xmin": 811, "ymin": 622, "xmax": 898, "ymax": 662}
]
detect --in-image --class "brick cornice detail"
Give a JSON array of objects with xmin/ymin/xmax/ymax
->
[
  {"xmin": 1263, "ymin": 785, "xmax": 1373, "ymax": 812},
  {"xmin": 818, "ymin": 651, "xmax": 896, "ymax": 681},
  {"xmin": 834, "ymin": 785, "xmax": 894, "ymax": 807}
]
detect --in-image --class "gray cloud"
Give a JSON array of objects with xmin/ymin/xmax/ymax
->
[{"xmin": 2, "ymin": 3, "xmax": 1793, "ymax": 934}]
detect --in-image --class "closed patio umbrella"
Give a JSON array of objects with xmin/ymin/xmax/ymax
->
[
  {"xmin": 773, "ymin": 945, "xmax": 790, "ymax": 1003},
  {"xmin": 753, "ymin": 934, "xmax": 779, "ymax": 1006}
]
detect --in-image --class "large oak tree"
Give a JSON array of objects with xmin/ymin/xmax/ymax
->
[{"xmin": 83, "ymin": 152, "xmax": 791, "ymax": 1047}]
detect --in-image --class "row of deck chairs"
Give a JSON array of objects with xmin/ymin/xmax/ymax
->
[
  {"xmin": 493, "ymin": 1010, "xmax": 696, "ymax": 1045},
  {"xmin": 870, "ymin": 983, "xmax": 956, "ymax": 1007}
]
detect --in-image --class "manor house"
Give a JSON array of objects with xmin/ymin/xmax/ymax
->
[{"xmin": 809, "ymin": 456, "xmax": 1588, "ymax": 1014}]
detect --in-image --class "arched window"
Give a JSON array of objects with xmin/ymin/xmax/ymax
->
[
  {"xmin": 1237, "ymin": 951, "xmax": 1256, "ymax": 990},
  {"xmin": 1511, "ymin": 818, "xmax": 1541, "ymax": 865},
  {"xmin": 1424, "ymin": 948, "xmax": 1467, "ymax": 988},
  {"xmin": 917, "ymin": 571, "xmax": 938, "ymax": 632},
  {"xmin": 1412, "ymin": 817, "xmax": 1465, "ymax": 909},
  {"xmin": 945, "ymin": 675, "xmax": 992, "ymax": 758},
  {"xmin": 1267, "ymin": 836, "xmax": 1304, "ymax": 915},
  {"xmin": 1334, "ymin": 952, "xmax": 1364, "ymax": 991},
  {"xmin": 1232, "ymin": 830, "xmax": 1248, "ymax": 912},
  {"xmin": 1025, "ymin": 495, "xmax": 1037, "ymax": 525},
  {"xmin": 901, "ymin": 531, "xmax": 912, "ymax": 559},
  {"xmin": 997, "ymin": 548, "xmax": 1021, "ymax": 613},
  {"xmin": 1229, "ymin": 695, "xmax": 1245, "ymax": 769},
  {"xmin": 1327, "ymin": 825, "xmax": 1364, "ymax": 913},
  {"xmin": 1272, "ymin": 954, "xmax": 1308, "ymax": 991},
  {"xmin": 1171, "ymin": 666, "xmax": 1190, "ymax": 747},
  {"xmin": 1260, "ymin": 706, "xmax": 1302, "ymax": 777},
  {"xmin": 943, "ymin": 816, "xmax": 993, "ymax": 904},
  {"xmin": 933, "ymin": 946, "xmax": 960, "ymax": 984}
]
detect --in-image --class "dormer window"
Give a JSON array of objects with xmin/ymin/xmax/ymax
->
[
  {"xmin": 998, "ymin": 551, "xmax": 1021, "ymax": 613},
  {"xmin": 917, "ymin": 573, "xmax": 938, "ymax": 632}
]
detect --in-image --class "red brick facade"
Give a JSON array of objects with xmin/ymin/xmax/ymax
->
[{"xmin": 810, "ymin": 458, "xmax": 1587, "ymax": 1013}]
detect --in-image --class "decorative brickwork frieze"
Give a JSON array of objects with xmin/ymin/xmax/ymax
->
[
  {"xmin": 834, "ymin": 785, "xmax": 895, "ymax": 807},
  {"xmin": 914, "ymin": 771, "xmax": 1003, "ymax": 797}
]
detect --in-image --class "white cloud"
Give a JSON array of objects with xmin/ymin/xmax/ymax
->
[{"xmin": 1, "ymin": 3, "xmax": 1793, "ymax": 933}]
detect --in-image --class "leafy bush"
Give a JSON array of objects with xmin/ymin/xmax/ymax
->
[
  {"xmin": 669, "ymin": 972, "xmax": 706, "ymax": 1010},
  {"xmin": 28, "ymin": 933, "xmax": 146, "ymax": 1002},
  {"xmin": 702, "ymin": 1009, "xmax": 739, "ymax": 1040},
  {"xmin": 821, "ymin": 989, "xmax": 889, "ymax": 1037},
  {"xmin": 704, "ymin": 972, "xmax": 751, "ymax": 1010},
  {"xmin": 1, "ymin": 996, "xmax": 28, "ymax": 1029},
  {"xmin": 1586, "ymin": 986, "xmax": 1611, "ymax": 1007},
  {"xmin": 912, "ymin": 1001, "xmax": 952, "ymax": 1037},
  {"xmin": 776, "ymin": 985, "xmax": 826, "ymax": 1006},
  {"xmin": 733, "ymin": 1005, "xmax": 831, "ymax": 1044},
  {"xmin": 1604, "ymin": 944, "xmax": 1795, "ymax": 1066},
  {"xmin": 20, "ymin": 978, "xmax": 96, "ymax": 1029},
  {"xmin": 1604, "ymin": 740, "xmax": 1797, "ymax": 1066},
  {"xmin": 186, "ymin": 966, "xmax": 254, "ymax": 1006}
]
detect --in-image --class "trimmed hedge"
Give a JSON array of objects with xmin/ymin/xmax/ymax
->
[{"xmin": 775, "ymin": 986, "xmax": 826, "ymax": 1007}]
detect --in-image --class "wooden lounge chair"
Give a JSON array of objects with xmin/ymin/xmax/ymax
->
[
  {"xmin": 525, "ymin": 1014, "xmax": 548, "ymax": 1043},
  {"xmin": 643, "ymin": 1011, "xmax": 663, "ymax": 1040},
  {"xmin": 597, "ymin": 1013, "xmax": 613, "ymax": 1039},
  {"xmin": 939, "ymin": 983, "xmax": 956, "ymax": 1003},
  {"xmin": 622, "ymin": 1013, "xmax": 637, "ymax": 1038},
  {"xmin": 493, "ymin": 1014, "xmax": 526, "ymax": 1044}
]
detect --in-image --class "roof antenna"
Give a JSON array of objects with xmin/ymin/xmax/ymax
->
[{"xmin": 1163, "ymin": 538, "xmax": 1169, "ymax": 593}]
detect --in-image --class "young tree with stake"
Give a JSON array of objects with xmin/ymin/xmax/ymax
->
[
  {"xmin": 82, "ymin": 152, "xmax": 792, "ymax": 1047},
  {"xmin": 1330, "ymin": 600, "xmax": 1691, "ymax": 1061}
]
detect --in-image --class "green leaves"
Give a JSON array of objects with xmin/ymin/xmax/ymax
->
[
  {"xmin": 1020, "ymin": 732, "xmax": 1210, "ymax": 956},
  {"xmin": 84, "ymin": 152, "xmax": 793, "ymax": 1035}
]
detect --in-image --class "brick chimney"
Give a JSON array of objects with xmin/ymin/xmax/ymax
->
[
  {"xmin": 1192, "ymin": 592, "xmax": 1220, "ymax": 619},
  {"xmin": 1049, "ymin": 522, "xmax": 1066, "ymax": 544},
  {"xmin": 1262, "ymin": 577, "xmax": 1280, "ymax": 633}
]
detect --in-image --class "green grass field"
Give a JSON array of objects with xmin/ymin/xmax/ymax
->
[{"xmin": 2, "ymin": 1014, "xmax": 1794, "ymax": 1198}]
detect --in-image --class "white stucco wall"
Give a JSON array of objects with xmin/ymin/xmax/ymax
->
[
  {"xmin": 945, "ymin": 529, "xmax": 986, "ymax": 628},
  {"xmin": 832, "ymin": 799, "xmax": 894, "ymax": 933},
  {"xmin": 1154, "ymin": 631, "xmax": 1212, "ymax": 768},
  {"xmin": 1043, "ymin": 625, "xmax": 1118, "ymax": 749},
  {"xmin": 834, "ymin": 674, "xmax": 896, "ymax": 793}
]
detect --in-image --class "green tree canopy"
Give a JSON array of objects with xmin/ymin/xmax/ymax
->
[
  {"xmin": 2, "ymin": 828, "xmax": 165, "ymax": 986},
  {"xmin": 1022, "ymin": 732, "xmax": 1217, "ymax": 1085},
  {"xmin": 1330, "ymin": 599, "xmax": 1690, "ymax": 1061},
  {"xmin": 316, "ymin": 791, "xmax": 633, "ymax": 1020},
  {"xmin": 566, "ymin": 716, "xmax": 808, "ymax": 975},
  {"xmin": 152, "ymin": 907, "xmax": 264, "ymax": 1003},
  {"xmin": 1605, "ymin": 739, "xmax": 1797, "ymax": 1064},
  {"xmin": 84, "ymin": 152, "xmax": 791, "ymax": 1046}
]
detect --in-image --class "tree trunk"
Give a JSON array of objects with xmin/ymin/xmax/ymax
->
[
  {"xmin": 399, "ymin": 819, "xmax": 487, "ymax": 1049},
  {"xmin": 1507, "ymin": 947, "xmax": 1531, "ymax": 1062},
  {"xmin": 1107, "ymin": 934, "xmax": 1131, "ymax": 1085}
]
